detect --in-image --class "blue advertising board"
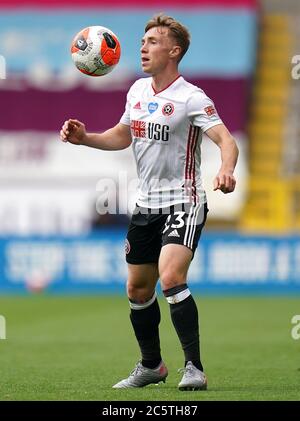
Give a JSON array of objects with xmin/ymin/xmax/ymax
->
[{"xmin": 0, "ymin": 231, "xmax": 300, "ymax": 294}]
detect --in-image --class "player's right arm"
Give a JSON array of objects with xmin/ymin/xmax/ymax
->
[{"xmin": 60, "ymin": 119, "xmax": 132, "ymax": 151}]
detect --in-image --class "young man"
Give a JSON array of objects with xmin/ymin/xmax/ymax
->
[{"xmin": 60, "ymin": 14, "xmax": 238, "ymax": 391}]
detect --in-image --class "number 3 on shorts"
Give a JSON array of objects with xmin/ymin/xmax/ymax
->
[{"xmin": 162, "ymin": 211, "xmax": 185, "ymax": 234}]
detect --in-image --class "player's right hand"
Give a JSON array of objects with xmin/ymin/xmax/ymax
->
[{"xmin": 60, "ymin": 119, "xmax": 86, "ymax": 145}]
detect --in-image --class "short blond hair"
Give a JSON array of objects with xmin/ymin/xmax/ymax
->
[{"xmin": 145, "ymin": 14, "xmax": 190, "ymax": 62}]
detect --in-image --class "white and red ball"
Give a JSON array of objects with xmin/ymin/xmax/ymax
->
[{"xmin": 71, "ymin": 26, "xmax": 121, "ymax": 76}]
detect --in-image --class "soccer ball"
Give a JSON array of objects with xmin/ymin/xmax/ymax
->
[{"xmin": 71, "ymin": 26, "xmax": 121, "ymax": 76}]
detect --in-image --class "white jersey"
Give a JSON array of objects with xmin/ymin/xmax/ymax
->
[{"xmin": 120, "ymin": 75, "xmax": 223, "ymax": 209}]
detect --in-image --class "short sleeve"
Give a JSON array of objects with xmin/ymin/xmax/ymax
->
[
  {"xmin": 186, "ymin": 90, "xmax": 223, "ymax": 132},
  {"xmin": 119, "ymin": 87, "xmax": 132, "ymax": 126},
  {"xmin": 120, "ymin": 80, "xmax": 140, "ymax": 126}
]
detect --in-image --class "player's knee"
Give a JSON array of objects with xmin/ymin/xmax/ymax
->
[
  {"xmin": 126, "ymin": 282, "xmax": 153, "ymax": 303},
  {"xmin": 160, "ymin": 270, "xmax": 186, "ymax": 290}
]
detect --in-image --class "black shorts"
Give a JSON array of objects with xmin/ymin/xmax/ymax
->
[{"xmin": 125, "ymin": 202, "xmax": 208, "ymax": 264}]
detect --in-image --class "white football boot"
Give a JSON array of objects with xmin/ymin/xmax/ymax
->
[
  {"xmin": 178, "ymin": 361, "xmax": 207, "ymax": 391},
  {"xmin": 113, "ymin": 360, "xmax": 168, "ymax": 388}
]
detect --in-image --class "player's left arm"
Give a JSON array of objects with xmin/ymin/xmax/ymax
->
[{"xmin": 205, "ymin": 123, "xmax": 239, "ymax": 194}]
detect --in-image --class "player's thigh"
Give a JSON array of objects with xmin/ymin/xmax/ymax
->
[
  {"xmin": 158, "ymin": 202, "xmax": 208, "ymax": 290},
  {"xmin": 127, "ymin": 263, "xmax": 159, "ymax": 300},
  {"xmin": 158, "ymin": 244, "xmax": 192, "ymax": 290},
  {"xmin": 125, "ymin": 217, "xmax": 163, "ymax": 265}
]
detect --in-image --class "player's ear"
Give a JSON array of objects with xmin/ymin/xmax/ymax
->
[{"xmin": 169, "ymin": 45, "xmax": 181, "ymax": 60}]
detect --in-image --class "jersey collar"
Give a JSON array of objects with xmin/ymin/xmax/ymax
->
[{"xmin": 151, "ymin": 75, "xmax": 182, "ymax": 96}]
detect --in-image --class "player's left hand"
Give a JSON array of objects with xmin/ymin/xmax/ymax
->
[{"xmin": 213, "ymin": 172, "xmax": 236, "ymax": 194}]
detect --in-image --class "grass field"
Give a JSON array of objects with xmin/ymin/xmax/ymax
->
[{"xmin": 0, "ymin": 295, "xmax": 299, "ymax": 401}]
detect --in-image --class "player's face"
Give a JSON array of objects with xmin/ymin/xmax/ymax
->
[{"xmin": 141, "ymin": 27, "xmax": 177, "ymax": 74}]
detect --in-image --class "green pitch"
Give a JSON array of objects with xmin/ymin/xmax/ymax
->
[{"xmin": 0, "ymin": 295, "xmax": 299, "ymax": 401}]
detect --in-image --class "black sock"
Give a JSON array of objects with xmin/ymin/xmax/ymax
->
[
  {"xmin": 164, "ymin": 285, "xmax": 203, "ymax": 372},
  {"xmin": 129, "ymin": 296, "xmax": 162, "ymax": 369}
]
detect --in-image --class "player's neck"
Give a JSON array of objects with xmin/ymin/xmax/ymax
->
[{"xmin": 151, "ymin": 71, "xmax": 180, "ymax": 94}]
